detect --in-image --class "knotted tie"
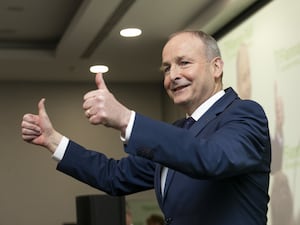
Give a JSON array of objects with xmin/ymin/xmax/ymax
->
[{"xmin": 182, "ymin": 117, "xmax": 196, "ymax": 129}]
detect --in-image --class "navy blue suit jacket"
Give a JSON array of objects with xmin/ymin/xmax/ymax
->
[{"xmin": 57, "ymin": 88, "xmax": 271, "ymax": 225}]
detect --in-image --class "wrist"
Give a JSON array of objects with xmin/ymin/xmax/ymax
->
[
  {"xmin": 46, "ymin": 131, "xmax": 63, "ymax": 154},
  {"xmin": 120, "ymin": 109, "xmax": 132, "ymax": 135}
]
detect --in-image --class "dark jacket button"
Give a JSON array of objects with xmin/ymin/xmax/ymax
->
[{"xmin": 165, "ymin": 217, "xmax": 172, "ymax": 225}]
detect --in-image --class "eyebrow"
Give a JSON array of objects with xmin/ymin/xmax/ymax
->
[
  {"xmin": 160, "ymin": 62, "xmax": 169, "ymax": 69},
  {"xmin": 160, "ymin": 56, "xmax": 186, "ymax": 70}
]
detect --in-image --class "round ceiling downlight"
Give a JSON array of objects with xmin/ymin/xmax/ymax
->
[
  {"xmin": 89, "ymin": 65, "xmax": 109, "ymax": 73},
  {"xmin": 120, "ymin": 28, "xmax": 142, "ymax": 37}
]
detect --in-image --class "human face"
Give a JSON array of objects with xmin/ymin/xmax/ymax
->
[{"xmin": 161, "ymin": 33, "xmax": 223, "ymax": 114}]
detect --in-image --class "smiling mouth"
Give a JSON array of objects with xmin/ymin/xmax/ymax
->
[{"xmin": 172, "ymin": 84, "xmax": 189, "ymax": 92}]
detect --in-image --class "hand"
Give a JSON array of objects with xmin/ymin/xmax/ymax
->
[
  {"xmin": 83, "ymin": 73, "xmax": 131, "ymax": 133},
  {"xmin": 21, "ymin": 98, "xmax": 63, "ymax": 153}
]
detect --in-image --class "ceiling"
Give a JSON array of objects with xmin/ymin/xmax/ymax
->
[{"xmin": 0, "ymin": 0, "xmax": 265, "ymax": 83}]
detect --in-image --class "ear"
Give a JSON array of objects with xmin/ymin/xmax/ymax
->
[{"xmin": 211, "ymin": 57, "xmax": 224, "ymax": 79}]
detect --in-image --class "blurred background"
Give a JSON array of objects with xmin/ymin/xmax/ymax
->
[{"xmin": 0, "ymin": 1, "xmax": 299, "ymax": 225}]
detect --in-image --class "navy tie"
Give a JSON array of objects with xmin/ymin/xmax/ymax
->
[{"xmin": 182, "ymin": 117, "xmax": 195, "ymax": 129}]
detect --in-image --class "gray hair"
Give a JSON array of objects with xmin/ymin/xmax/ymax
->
[{"xmin": 168, "ymin": 30, "xmax": 221, "ymax": 61}]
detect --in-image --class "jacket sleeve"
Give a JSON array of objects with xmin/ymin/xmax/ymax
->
[
  {"xmin": 57, "ymin": 140, "xmax": 156, "ymax": 195},
  {"xmin": 125, "ymin": 100, "xmax": 271, "ymax": 179}
]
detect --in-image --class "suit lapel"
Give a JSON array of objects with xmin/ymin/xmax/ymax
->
[
  {"xmin": 160, "ymin": 88, "xmax": 238, "ymax": 203},
  {"xmin": 190, "ymin": 87, "xmax": 238, "ymax": 135}
]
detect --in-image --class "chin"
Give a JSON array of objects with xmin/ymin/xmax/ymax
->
[
  {"xmin": 173, "ymin": 96, "xmax": 188, "ymax": 106},
  {"xmin": 175, "ymin": 90, "xmax": 189, "ymax": 100}
]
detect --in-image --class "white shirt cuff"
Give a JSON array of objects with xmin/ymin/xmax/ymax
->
[
  {"xmin": 52, "ymin": 136, "xmax": 69, "ymax": 162},
  {"xmin": 120, "ymin": 110, "xmax": 136, "ymax": 143}
]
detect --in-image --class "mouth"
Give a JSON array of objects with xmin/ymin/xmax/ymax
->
[{"xmin": 171, "ymin": 84, "xmax": 190, "ymax": 92}]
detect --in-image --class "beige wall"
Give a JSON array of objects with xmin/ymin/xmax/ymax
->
[{"xmin": 0, "ymin": 81, "xmax": 173, "ymax": 225}]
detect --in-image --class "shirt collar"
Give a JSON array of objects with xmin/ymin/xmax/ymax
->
[{"xmin": 188, "ymin": 90, "xmax": 225, "ymax": 121}]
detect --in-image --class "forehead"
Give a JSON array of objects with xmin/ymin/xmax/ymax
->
[{"xmin": 162, "ymin": 33, "xmax": 204, "ymax": 61}]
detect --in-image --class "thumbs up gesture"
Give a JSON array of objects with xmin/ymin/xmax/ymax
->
[
  {"xmin": 21, "ymin": 98, "xmax": 63, "ymax": 153},
  {"xmin": 83, "ymin": 73, "xmax": 131, "ymax": 133}
]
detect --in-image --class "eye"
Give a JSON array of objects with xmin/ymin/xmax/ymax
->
[
  {"xmin": 161, "ymin": 65, "xmax": 170, "ymax": 74},
  {"xmin": 179, "ymin": 60, "xmax": 190, "ymax": 67}
]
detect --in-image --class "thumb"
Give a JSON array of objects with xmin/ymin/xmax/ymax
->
[
  {"xmin": 38, "ymin": 98, "xmax": 48, "ymax": 118},
  {"xmin": 95, "ymin": 73, "xmax": 108, "ymax": 90}
]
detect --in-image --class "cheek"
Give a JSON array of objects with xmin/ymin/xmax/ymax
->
[
  {"xmin": 163, "ymin": 76, "xmax": 170, "ymax": 89},
  {"xmin": 163, "ymin": 77, "xmax": 173, "ymax": 98}
]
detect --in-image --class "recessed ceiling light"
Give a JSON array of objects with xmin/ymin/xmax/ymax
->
[
  {"xmin": 120, "ymin": 28, "xmax": 142, "ymax": 37},
  {"xmin": 89, "ymin": 65, "xmax": 109, "ymax": 74}
]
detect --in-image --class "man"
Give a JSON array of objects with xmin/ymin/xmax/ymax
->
[{"xmin": 21, "ymin": 30, "xmax": 271, "ymax": 225}]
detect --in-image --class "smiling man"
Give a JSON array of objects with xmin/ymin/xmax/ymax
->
[
  {"xmin": 21, "ymin": 30, "xmax": 271, "ymax": 225},
  {"xmin": 161, "ymin": 31, "xmax": 224, "ymax": 115}
]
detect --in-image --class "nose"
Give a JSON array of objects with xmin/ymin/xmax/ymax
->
[{"xmin": 169, "ymin": 64, "xmax": 181, "ymax": 81}]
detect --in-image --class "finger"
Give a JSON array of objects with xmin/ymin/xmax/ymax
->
[
  {"xmin": 85, "ymin": 109, "xmax": 91, "ymax": 118},
  {"xmin": 82, "ymin": 95, "xmax": 95, "ymax": 109},
  {"xmin": 22, "ymin": 127, "xmax": 40, "ymax": 136},
  {"xmin": 22, "ymin": 134, "xmax": 37, "ymax": 142},
  {"xmin": 21, "ymin": 119, "xmax": 41, "ymax": 132},
  {"xmin": 83, "ymin": 90, "xmax": 98, "ymax": 101},
  {"xmin": 95, "ymin": 73, "xmax": 107, "ymax": 90},
  {"xmin": 22, "ymin": 114, "xmax": 38, "ymax": 124}
]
